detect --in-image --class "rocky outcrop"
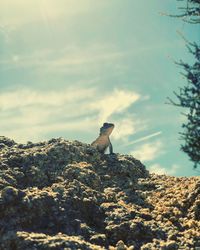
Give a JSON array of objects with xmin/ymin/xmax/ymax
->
[{"xmin": 0, "ymin": 136, "xmax": 199, "ymax": 249}]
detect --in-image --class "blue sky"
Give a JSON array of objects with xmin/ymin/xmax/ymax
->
[{"xmin": 0, "ymin": 0, "xmax": 199, "ymax": 176}]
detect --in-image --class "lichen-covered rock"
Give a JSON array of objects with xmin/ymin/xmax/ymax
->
[
  {"xmin": 0, "ymin": 137, "xmax": 200, "ymax": 249},
  {"xmin": 1, "ymin": 186, "xmax": 20, "ymax": 203},
  {"xmin": 1, "ymin": 231, "xmax": 104, "ymax": 250}
]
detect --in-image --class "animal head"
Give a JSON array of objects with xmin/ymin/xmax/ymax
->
[{"xmin": 100, "ymin": 123, "xmax": 114, "ymax": 136}]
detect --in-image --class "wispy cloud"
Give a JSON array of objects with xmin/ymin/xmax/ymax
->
[
  {"xmin": 124, "ymin": 131, "xmax": 162, "ymax": 146},
  {"xmin": 90, "ymin": 89, "xmax": 140, "ymax": 123},
  {"xmin": 112, "ymin": 116, "xmax": 146, "ymax": 142},
  {"xmin": 0, "ymin": 87, "xmax": 141, "ymax": 143},
  {"xmin": 3, "ymin": 118, "xmax": 97, "ymax": 143},
  {"xmin": 0, "ymin": 87, "xmax": 96, "ymax": 111},
  {"xmin": 112, "ymin": 117, "xmax": 137, "ymax": 141},
  {"xmin": 51, "ymin": 45, "xmax": 123, "ymax": 68},
  {"xmin": 148, "ymin": 163, "xmax": 181, "ymax": 176},
  {"xmin": 0, "ymin": 44, "xmax": 124, "ymax": 75},
  {"xmin": 130, "ymin": 140, "xmax": 164, "ymax": 162},
  {"xmin": 0, "ymin": 87, "xmax": 95, "ymax": 141}
]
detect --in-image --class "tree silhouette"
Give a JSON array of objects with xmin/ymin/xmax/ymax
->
[
  {"xmin": 167, "ymin": 0, "xmax": 200, "ymax": 168},
  {"xmin": 167, "ymin": 0, "xmax": 200, "ymax": 23}
]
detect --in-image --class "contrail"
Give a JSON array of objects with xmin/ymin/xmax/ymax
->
[{"xmin": 124, "ymin": 131, "xmax": 162, "ymax": 146}]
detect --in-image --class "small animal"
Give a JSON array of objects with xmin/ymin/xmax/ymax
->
[{"xmin": 91, "ymin": 123, "xmax": 114, "ymax": 154}]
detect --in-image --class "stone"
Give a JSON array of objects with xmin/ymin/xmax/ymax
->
[{"xmin": 0, "ymin": 137, "xmax": 199, "ymax": 249}]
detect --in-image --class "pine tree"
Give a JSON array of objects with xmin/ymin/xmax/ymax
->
[
  {"xmin": 168, "ymin": 42, "xmax": 200, "ymax": 168},
  {"xmin": 167, "ymin": 0, "xmax": 200, "ymax": 168},
  {"xmin": 168, "ymin": 0, "xmax": 200, "ymax": 23}
]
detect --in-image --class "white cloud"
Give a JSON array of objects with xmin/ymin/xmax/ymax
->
[
  {"xmin": 90, "ymin": 89, "xmax": 140, "ymax": 123},
  {"xmin": 130, "ymin": 140, "xmax": 163, "ymax": 162},
  {"xmin": 112, "ymin": 118, "xmax": 136, "ymax": 141},
  {"xmin": 51, "ymin": 44, "xmax": 123, "ymax": 68},
  {"xmin": 112, "ymin": 116, "xmax": 145, "ymax": 141},
  {"xmin": 149, "ymin": 163, "xmax": 181, "ymax": 176},
  {"xmin": 2, "ymin": 118, "xmax": 97, "ymax": 143},
  {"xmin": 0, "ymin": 87, "xmax": 95, "ymax": 111},
  {"xmin": 0, "ymin": 44, "xmax": 124, "ymax": 75},
  {"xmin": 0, "ymin": 87, "xmax": 96, "ymax": 142},
  {"xmin": 0, "ymin": 87, "xmax": 141, "ymax": 143}
]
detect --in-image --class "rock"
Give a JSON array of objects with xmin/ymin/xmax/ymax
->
[
  {"xmin": 90, "ymin": 234, "xmax": 108, "ymax": 247},
  {"xmin": 0, "ymin": 136, "xmax": 16, "ymax": 147},
  {"xmin": 0, "ymin": 137, "xmax": 199, "ymax": 249},
  {"xmin": 160, "ymin": 240, "xmax": 179, "ymax": 250},
  {"xmin": 116, "ymin": 240, "xmax": 127, "ymax": 250},
  {"xmin": 1, "ymin": 186, "xmax": 20, "ymax": 203},
  {"xmin": 1, "ymin": 231, "xmax": 104, "ymax": 250}
]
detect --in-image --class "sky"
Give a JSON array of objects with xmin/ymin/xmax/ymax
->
[{"xmin": 0, "ymin": 0, "xmax": 199, "ymax": 176}]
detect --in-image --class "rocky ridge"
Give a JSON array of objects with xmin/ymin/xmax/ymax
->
[{"xmin": 0, "ymin": 136, "xmax": 199, "ymax": 250}]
